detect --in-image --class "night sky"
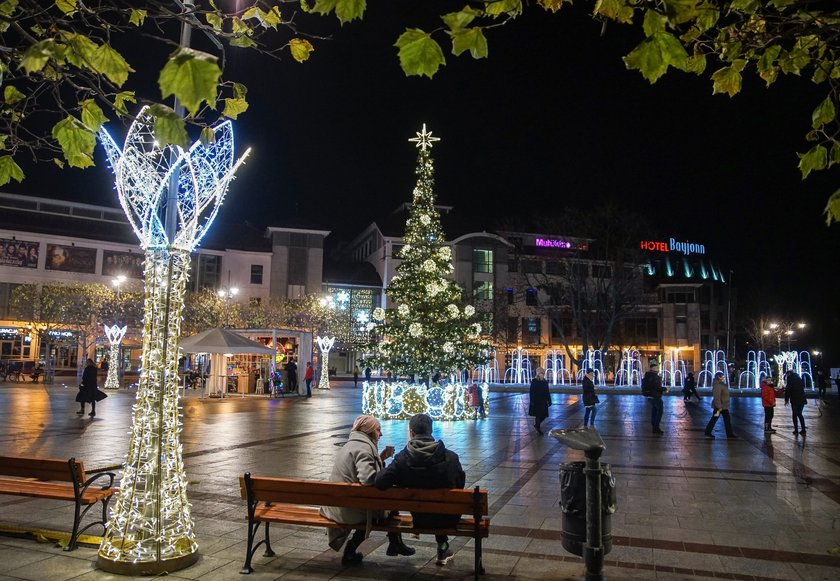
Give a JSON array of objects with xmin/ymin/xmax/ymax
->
[{"xmin": 14, "ymin": 5, "xmax": 840, "ymax": 361}]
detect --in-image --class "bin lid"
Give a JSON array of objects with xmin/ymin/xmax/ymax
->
[{"xmin": 549, "ymin": 428, "xmax": 605, "ymax": 453}]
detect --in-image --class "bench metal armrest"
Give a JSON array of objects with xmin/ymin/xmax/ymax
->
[{"xmin": 83, "ymin": 471, "xmax": 115, "ymax": 492}]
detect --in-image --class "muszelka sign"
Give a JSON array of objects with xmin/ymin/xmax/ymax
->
[{"xmin": 640, "ymin": 238, "xmax": 705, "ymax": 256}]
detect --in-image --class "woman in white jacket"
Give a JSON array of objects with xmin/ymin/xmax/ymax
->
[{"xmin": 320, "ymin": 415, "xmax": 415, "ymax": 565}]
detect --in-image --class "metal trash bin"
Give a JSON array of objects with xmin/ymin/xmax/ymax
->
[{"xmin": 559, "ymin": 461, "xmax": 616, "ymax": 556}]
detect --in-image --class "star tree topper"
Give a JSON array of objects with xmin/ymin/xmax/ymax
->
[{"xmin": 409, "ymin": 123, "xmax": 440, "ymax": 151}]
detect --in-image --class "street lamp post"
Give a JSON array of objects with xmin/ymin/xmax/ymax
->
[{"xmin": 217, "ymin": 287, "xmax": 239, "ymax": 327}]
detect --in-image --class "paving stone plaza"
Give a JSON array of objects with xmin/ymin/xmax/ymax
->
[{"xmin": 0, "ymin": 381, "xmax": 838, "ymax": 580}]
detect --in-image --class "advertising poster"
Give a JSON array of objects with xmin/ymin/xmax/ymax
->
[
  {"xmin": 45, "ymin": 243, "xmax": 96, "ymax": 273},
  {"xmin": 103, "ymin": 250, "xmax": 144, "ymax": 278},
  {"xmin": 0, "ymin": 238, "xmax": 39, "ymax": 268}
]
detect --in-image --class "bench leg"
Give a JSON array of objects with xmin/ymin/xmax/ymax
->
[
  {"xmin": 263, "ymin": 522, "xmax": 275, "ymax": 557},
  {"xmin": 475, "ymin": 536, "xmax": 485, "ymax": 579},
  {"xmin": 240, "ymin": 520, "xmax": 257, "ymax": 574},
  {"xmin": 65, "ymin": 500, "xmax": 83, "ymax": 551}
]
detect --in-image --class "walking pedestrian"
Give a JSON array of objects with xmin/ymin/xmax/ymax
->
[
  {"xmin": 364, "ymin": 366, "xmax": 372, "ymax": 383},
  {"xmin": 353, "ymin": 365, "xmax": 360, "ymax": 388},
  {"xmin": 304, "ymin": 362, "xmax": 314, "ymax": 398},
  {"xmin": 466, "ymin": 383, "xmax": 485, "ymax": 419},
  {"xmin": 642, "ymin": 361, "xmax": 666, "ymax": 434},
  {"xmin": 683, "ymin": 371, "xmax": 700, "ymax": 402},
  {"xmin": 760, "ymin": 377, "xmax": 782, "ymax": 433},
  {"xmin": 704, "ymin": 372, "xmax": 735, "ymax": 439},
  {"xmin": 76, "ymin": 358, "xmax": 106, "ymax": 417},
  {"xmin": 582, "ymin": 369, "xmax": 599, "ymax": 428},
  {"xmin": 284, "ymin": 359, "xmax": 298, "ymax": 393},
  {"xmin": 319, "ymin": 415, "xmax": 415, "ymax": 565},
  {"xmin": 785, "ymin": 370, "xmax": 807, "ymax": 436},
  {"xmin": 528, "ymin": 367, "xmax": 551, "ymax": 435},
  {"xmin": 817, "ymin": 369, "xmax": 827, "ymax": 399}
]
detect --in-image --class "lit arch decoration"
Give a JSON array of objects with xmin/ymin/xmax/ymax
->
[
  {"xmin": 316, "ymin": 336, "xmax": 335, "ymax": 390},
  {"xmin": 103, "ymin": 324, "xmax": 127, "ymax": 390},
  {"xmin": 97, "ymin": 108, "xmax": 250, "ymax": 571}
]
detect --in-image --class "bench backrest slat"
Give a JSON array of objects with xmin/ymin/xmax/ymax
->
[
  {"xmin": 0, "ymin": 456, "xmax": 84, "ymax": 483},
  {"xmin": 240, "ymin": 476, "xmax": 488, "ymax": 515}
]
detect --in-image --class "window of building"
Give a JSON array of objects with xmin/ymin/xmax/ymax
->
[
  {"xmin": 507, "ymin": 258, "xmax": 519, "ymax": 273},
  {"xmin": 545, "ymin": 261, "xmax": 565, "ymax": 276},
  {"xmin": 473, "ymin": 248, "xmax": 493, "ymax": 273},
  {"xmin": 549, "ymin": 315, "xmax": 572, "ymax": 340},
  {"xmin": 0, "ymin": 283, "xmax": 20, "ymax": 319},
  {"xmin": 506, "ymin": 288, "xmax": 514, "ymax": 305},
  {"xmin": 521, "ymin": 259, "xmax": 542, "ymax": 274},
  {"xmin": 521, "ymin": 317, "xmax": 541, "ymax": 343},
  {"xmin": 593, "ymin": 265, "xmax": 612, "ymax": 279},
  {"xmin": 570, "ymin": 262, "xmax": 589, "ymax": 278},
  {"xmin": 525, "ymin": 288, "xmax": 538, "ymax": 306},
  {"xmin": 473, "ymin": 280, "xmax": 493, "ymax": 300},
  {"xmin": 189, "ymin": 254, "xmax": 220, "ymax": 291},
  {"xmin": 250, "ymin": 264, "xmax": 263, "ymax": 285},
  {"xmin": 676, "ymin": 316, "xmax": 687, "ymax": 340},
  {"xmin": 288, "ymin": 247, "xmax": 307, "ymax": 286}
]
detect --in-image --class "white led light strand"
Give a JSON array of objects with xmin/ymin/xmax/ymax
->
[
  {"xmin": 103, "ymin": 324, "xmax": 127, "ymax": 390},
  {"xmin": 316, "ymin": 336, "xmax": 335, "ymax": 390},
  {"xmin": 97, "ymin": 108, "xmax": 248, "ymax": 572},
  {"xmin": 362, "ymin": 380, "xmax": 489, "ymax": 420}
]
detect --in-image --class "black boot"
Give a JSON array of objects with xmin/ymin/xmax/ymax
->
[
  {"xmin": 341, "ymin": 530, "xmax": 365, "ymax": 566},
  {"xmin": 386, "ymin": 532, "xmax": 415, "ymax": 556}
]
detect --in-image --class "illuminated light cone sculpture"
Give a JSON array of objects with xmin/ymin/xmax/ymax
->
[
  {"xmin": 103, "ymin": 324, "xmax": 127, "ymax": 390},
  {"xmin": 316, "ymin": 336, "xmax": 335, "ymax": 390},
  {"xmin": 97, "ymin": 107, "xmax": 249, "ymax": 574}
]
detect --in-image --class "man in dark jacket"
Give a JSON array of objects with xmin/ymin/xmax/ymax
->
[
  {"xmin": 374, "ymin": 413, "xmax": 465, "ymax": 566},
  {"xmin": 641, "ymin": 361, "xmax": 666, "ymax": 434},
  {"xmin": 784, "ymin": 370, "xmax": 807, "ymax": 436}
]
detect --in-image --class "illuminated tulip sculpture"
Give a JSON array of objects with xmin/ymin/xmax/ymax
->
[
  {"xmin": 97, "ymin": 107, "xmax": 249, "ymax": 574},
  {"xmin": 316, "ymin": 336, "xmax": 336, "ymax": 390},
  {"xmin": 103, "ymin": 324, "xmax": 127, "ymax": 390}
]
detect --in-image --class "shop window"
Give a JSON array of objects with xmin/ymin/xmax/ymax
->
[
  {"xmin": 473, "ymin": 249, "xmax": 493, "ymax": 273},
  {"xmin": 521, "ymin": 260, "xmax": 542, "ymax": 274},
  {"xmin": 250, "ymin": 264, "xmax": 263, "ymax": 285},
  {"xmin": 473, "ymin": 280, "xmax": 493, "ymax": 300}
]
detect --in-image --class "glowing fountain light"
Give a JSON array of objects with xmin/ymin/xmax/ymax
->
[
  {"xmin": 616, "ymin": 349, "xmax": 642, "ymax": 387},
  {"xmin": 738, "ymin": 350, "xmax": 771, "ymax": 389},
  {"xmin": 103, "ymin": 324, "xmax": 127, "ymax": 390},
  {"xmin": 698, "ymin": 350, "xmax": 729, "ymax": 387},
  {"xmin": 96, "ymin": 107, "xmax": 250, "ymax": 574},
  {"xmin": 472, "ymin": 349, "xmax": 499, "ymax": 384},
  {"xmin": 544, "ymin": 350, "xmax": 571, "ymax": 386},
  {"xmin": 662, "ymin": 349, "xmax": 685, "ymax": 388},
  {"xmin": 503, "ymin": 348, "xmax": 531, "ymax": 384},
  {"xmin": 578, "ymin": 349, "xmax": 605, "ymax": 385},
  {"xmin": 316, "ymin": 336, "xmax": 335, "ymax": 390}
]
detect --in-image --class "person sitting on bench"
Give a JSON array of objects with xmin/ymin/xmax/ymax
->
[
  {"xmin": 29, "ymin": 365, "xmax": 44, "ymax": 382},
  {"xmin": 320, "ymin": 415, "xmax": 415, "ymax": 565},
  {"xmin": 375, "ymin": 413, "xmax": 466, "ymax": 566}
]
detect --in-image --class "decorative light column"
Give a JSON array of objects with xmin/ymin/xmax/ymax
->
[
  {"xmin": 316, "ymin": 336, "xmax": 335, "ymax": 390},
  {"xmin": 97, "ymin": 108, "xmax": 249, "ymax": 574},
  {"xmin": 103, "ymin": 324, "xmax": 127, "ymax": 390}
]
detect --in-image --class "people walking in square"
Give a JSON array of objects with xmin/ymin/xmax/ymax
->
[
  {"xmin": 785, "ymin": 370, "xmax": 807, "ymax": 436},
  {"xmin": 284, "ymin": 359, "xmax": 298, "ymax": 393},
  {"xmin": 683, "ymin": 371, "xmax": 700, "ymax": 402},
  {"xmin": 76, "ymin": 358, "xmax": 106, "ymax": 417},
  {"xmin": 642, "ymin": 361, "xmax": 666, "ymax": 434},
  {"xmin": 528, "ymin": 367, "xmax": 551, "ymax": 435},
  {"xmin": 466, "ymin": 382, "xmax": 485, "ymax": 419},
  {"xmin": 353, "ymin": 365, "xmax": 360, "ymax": 387},
  {"xmin": 320, "ymin": 415, "xmax": 415, "ymax": 566},
  {"xmin": 364, "ymin": 365, "xmax": 372, "ymax": 384},
  {"xmin": 817, "ymin": 369, "xmax": 827, "ymax": 399},
  {"xmin": 582, "ymin": 369, "xmax": 599, "ymax": 428},
  {"xmin": 374, "ymin": 413, "xmax": 465, "ymax": 567},
  {"xmin": 304, "ymin": 362, "xmax": 314, "ymax": 398},
  {"xmin": 760, "ymin": 377, "xmax": 782, "ymax": 433},
  {"xmin": 705, "ymin": 372, "xmax": 735, "ymax": 439}
]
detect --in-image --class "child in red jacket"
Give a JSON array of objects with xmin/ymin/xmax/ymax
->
[{"xmin": 760, "ymin": 378, "xmax": 783, "ymax": 433}]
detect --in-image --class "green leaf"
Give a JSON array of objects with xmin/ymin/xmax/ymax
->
[
  {"xmin": 823, "ymin": 187, "xmax": 840, "ymax": 226},
  {"xmin": 222, "ymin": 97, "xmax": 249, "ymax": 119},
  {"xmin": 450, "ymin": 28, "xmax": 488, "ymax": 59},
  {"xmin": 90, "ymin": 44, "xmax": 133, "ymax": 86},
  {"xmin": 0, "ymin": 0, "xmax": 19, "ymax": 18},
  {"xmin": 537, "ymin": 0, "xmax": 571, "ymax": 12},
  {"xmin": 335, "ymin": 0, "xmax": 366, "ymax": 24},
  {"xmin": 20, "ymin": 40, "xmax": 56, "ymax": 75},
  {"xmin": 662, "ymin": 0, "xmax": 700, "ymax": 24},
  {"xmin": 158, "ymin": 47, "xmax": 221, "ymax": 115},
  {"xmin": 0, "ymin": 156, "xmax": 24, "ymax": 186},
  {"xmin": 829, "ymin": 141, "xmax": 840, "ymax": 168},
  {"xmin": 289, "ymin": 38, "xmax": 314, "ymax": 63},
  {"xmin": 812, "ymin": 96, "xmax": 836, "ymax": 129},
  {"xmin": 262, "ymin": 6, "xmax": 282, "ymax": 28},
  {"xmin": 3, "ymin": 85, "xmax": 24, "ymax": 104},
  {"xmin": 56, "ymin": 0, "xmax": 77, "ymax": 15},
  {"xmin": 642, "ymin": 10, "xmax": 666, "ymax": 37},
  {"xmin": 242, "ymin": 6, "xmax": 260, "ymax": 19},
  {"xmin": 797, "ymin": 144, "xmax": 827, "ymax": 179},
  {"xmin": 485, "ymin": 0, "xmax": 522, "ymax": 17},
  {"xmin": 51, "ymin": 116, "xmax": 96, "ymax": 168},
  {"xmin": 623, "ymin": 33, "xmax": 687, "ymax": 83},
  {"xmin": 442, "ymin": 7, "xmax": 481, "ymax": 31},
  {"xmin": 80, "ymin": 99, "xmax": 107, "ymax": 132},
  {"xmin": 729, "ymin": 0, "xmax": 758, "ymax": 12},
  {"xmin": 685, "ymin": 53, "xmax": 706, "ymax": 74},
  {"xmin": 0, "ymin": 134, "xmax": 6, "ymax": 149},
  {"xmin": 694, "ymin": 4, "xmax": 719, "ymax": 32},
  {"xmin": 206, "ymin": 12, "xmax": 223, "ymax": 30},
  {"xmin": 232, "ymin": 83, "xmax": 247, "ymax": 99},
  {"xmin": 53, "ymin": 158, "xmax": 64, "ymax": 169},
  {"xmin": 59, "ymin": 32, "xmax": 98, "ymax": 69},
  {"xmin": 595, "ymin": 0, "xmax": 635, "ymax": 24},
  {"xmin": 200, "ymin": 127, "xmax": 215, "ymax": 146},
  {"xmin": 711, "ymin": 65, "xmax": 742, "ymax": 96},
  {"xmin": 230, "ymin": 35, "xmax": 257, "ymax": 48},
  {"xmin": 129, "ymin": 9, "xmax": 147, "ymax": 26},
  {"xmin": 113, "ymin": 90, "xmax": 136, "ymax": 115},
  {"xmin": 146, "ymin": 104, "xmax": 188, "ymax": 148},
  {"xmin": 395, "ymin": 29, "xmax": 446, "ymax": 79}
]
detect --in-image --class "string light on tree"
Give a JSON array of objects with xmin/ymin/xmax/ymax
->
[
  {"xmin": 363, "ymin": 124, "xmax": 487, "ymax": 420},
  {"xmin": 96, "ymin": 107, "xmax": 249, "ymax": 573},
  {"xmin": 316, "ymin": 336, "xmax": 336, "ymax": 390},
  {"xmin": 103, "ymin": 324, "xmax": 127, "ymax": 390}
]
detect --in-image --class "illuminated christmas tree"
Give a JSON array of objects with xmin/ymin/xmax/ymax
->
[{"xmin": 368, "ymin": 125, "xmax": 487, "ymax": 382}]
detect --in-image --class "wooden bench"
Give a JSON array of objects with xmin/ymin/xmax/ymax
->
[
  {"xmin": 239, "ymin": 473, "xmax": 489, "ymax": 579},
  {"xmin": 0, "ymin": 456, "xmax": 116, "ymax": 551}
]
